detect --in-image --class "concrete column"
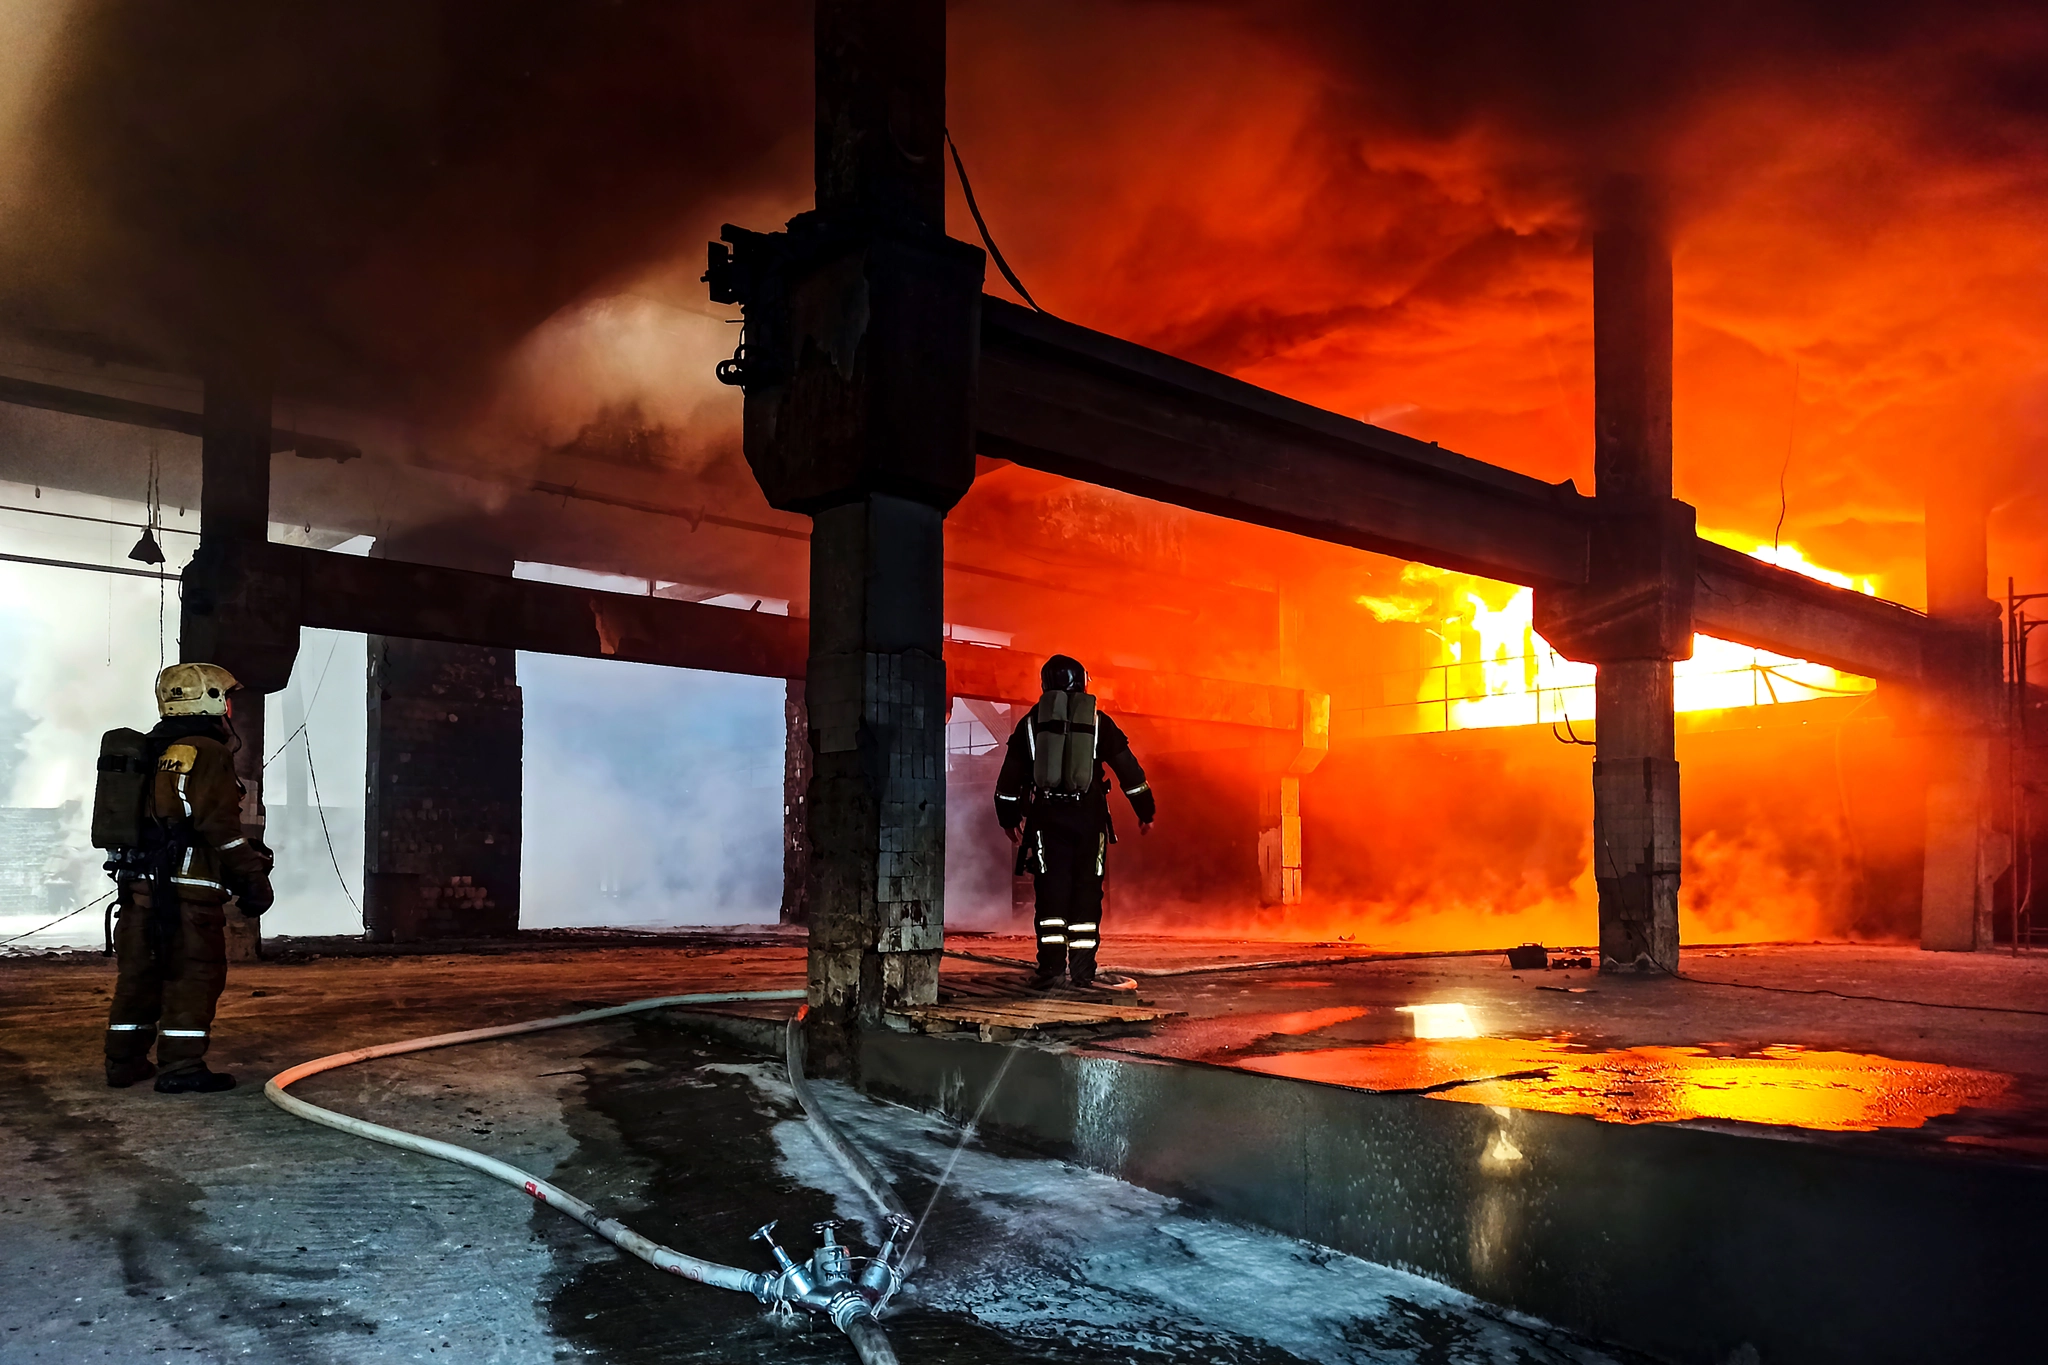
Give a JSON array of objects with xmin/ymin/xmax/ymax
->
[
  {"xmin": 715, "ymin": 0, "xmax": 984, "ymax": 1067},
  {"xmin": 363, "ymin": 537, "xmax": 522, "ymax": 942},
  {"xmin": 781, "ymin": 678, "xmax": 812, "ymax": 925},
  {"xmin": 804, "ymin": 494, "xmax": 949, "ymax": 1045},
  {"xmin": 1591, "ymin": 662, "xmax": 1681, "ymax": 969},
  {"xmin": 1590, "ymin": 187, "xmax": 1684, "ymax": 973},
  {"xmin": 1258, "ymin": 692, "xmax": 1329, "ymax": 908},
  {"xmin": 1920, "ymin": 481, "xmax": 2007, "ymax": 950},
  {"xmin": 1257, "ymin": 776, "xmax": 1303, "ymax": 906},
  {"xmin": 184, "ymin": 362, "xmax": 279, "ymax": 962},
  {"xmin": 1532, "ymin": 179, "xmax": 1692, "ymax": 973}
]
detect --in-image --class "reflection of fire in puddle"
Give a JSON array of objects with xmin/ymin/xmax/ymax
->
[{"xmin": 1229, "ymin": 1038, "xmax": 2011, "ymax": 1132}]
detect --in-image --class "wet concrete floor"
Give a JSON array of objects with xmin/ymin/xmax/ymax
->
[
  {"xmin": 0, "ymin": 943, "xmax": 1640, "ymax": 1363},
  {"xmin": 1017, "ymin": 938, "xmax": 2048, "ymax": 1157}
]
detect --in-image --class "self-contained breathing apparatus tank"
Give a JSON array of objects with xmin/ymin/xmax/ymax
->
[
  {"xmin": 91, "ymin": 728, "xmax": 154, "ymax": 851},
  {"xmin": 1031, "ymin": 690, "xmax": 1099, "ymax": 794},
  {"xmin": 92, "ymin": 726, "xmax": 177, "ymax": 956}
]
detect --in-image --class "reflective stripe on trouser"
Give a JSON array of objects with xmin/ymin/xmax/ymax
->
[
  {"xmin": 106, "ymin": 887, "xmax": 228, "ymax": 1073},
  {"xmin": 1030, "ymin": 830, "xmax": 1107, "ymax": 980}
]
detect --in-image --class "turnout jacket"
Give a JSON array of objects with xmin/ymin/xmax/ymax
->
[
  {"xmin": 993, "ymin": 705, "xmax": 1155, "ymax": 841},
  {"xmin": 119, "ymin": 721, "xmax": 272, "ymax": 905}
]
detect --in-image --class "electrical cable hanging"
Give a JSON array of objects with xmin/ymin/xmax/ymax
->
[
  {"xmin": 0, "ymin": 889, "xmax": 115, "ymax": 948},
  {"xmin": 301, "ymin": 724, "xmax": 362, "ymax": 927},
  {"xmin": 0, "ymin": 500, "xmax": 200, "ymax": 537},
  {"xmin": 944, "ymin": 128, "xmax": 1046, "ymax": 314},
  {"xmin": 262, "ymin": 636, "xmax": 342, "ymax": 767}
]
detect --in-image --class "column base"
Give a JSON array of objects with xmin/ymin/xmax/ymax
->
[
  {"xmin": 805, "ymin": 946, "xmax": 941, "ymax": 1077},
  {"xmin": 1598, "ymin": 871, "xmax": 1680, "ymax": 973}
]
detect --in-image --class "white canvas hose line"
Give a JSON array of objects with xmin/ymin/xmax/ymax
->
[
  {"xmin": 266, "ymin": 988, "xmax": 806, "ymax": 1295},
  {"xmin": 785, "ymin": 1005, "xmax": 914, "ymax": 1225}
]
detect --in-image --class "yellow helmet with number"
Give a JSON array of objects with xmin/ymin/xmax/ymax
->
[{"xmin": 156, "ymin": 662, "xmax": 241, "ymax": 717}]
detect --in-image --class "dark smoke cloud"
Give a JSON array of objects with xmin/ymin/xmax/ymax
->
[
  {"xmin": 1216, "ymin": 0, "xmax": 2048, "ymax": 195},
  {"xmin": 0, "ymin": 0, "xmax": 809, "ymax": 411}
]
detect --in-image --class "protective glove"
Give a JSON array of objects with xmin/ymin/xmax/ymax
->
[{"xmin": 235, "ymin": 878, "xmax": 275, "ymax": 916}]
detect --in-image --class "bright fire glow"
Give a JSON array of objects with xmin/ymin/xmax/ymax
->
[
  {"xmin": 1233, "ymin": 1040, "xmax": 2010, "ymax": 1133},
  {"xmin": 1395, "ymin": 1003, "xmax": 1479, "ymax": 1039},
  {"xmin": 1349, "ymin": 540, "xmax": 1876, "ymax": 737}
]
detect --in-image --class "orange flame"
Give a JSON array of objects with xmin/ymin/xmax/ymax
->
[{"xmin": 1343, "ymin": 536, "xmax": 1876, "ymax": 739}]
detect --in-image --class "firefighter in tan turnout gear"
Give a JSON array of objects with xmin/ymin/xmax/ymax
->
[
  {"xmin": 95, "ymin": 663, "xmax": 275, "ymax": 1093},
  {"xmin": 994, "ymin": 655, "xmax": 1155, "ymax": 988}
]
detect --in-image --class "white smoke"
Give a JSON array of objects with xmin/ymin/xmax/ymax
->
[
  {"xmin": 0, "ymin": 480, "xmax": 197, "ymax": 944},
  {"xmin": 0, "ymin": 485, "xmax": 793, "ymax": 946},
  {"xmin": 518, "ymin": 650, "xmax": 785, "ymax": 927}
]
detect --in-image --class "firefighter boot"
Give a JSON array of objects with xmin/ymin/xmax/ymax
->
[
  {"xmin": 107, "ymin": 1058, "xmax": 158, "ymax": 1087},
  {"xmin": 156, "ymin": 1066, "xmax": 236, "ymax": 1093},
  {"xmin": 105, "ymin": 1019, "xmax": 158, "ymax": 1087},
  {"xmin": 105, "ymin": 1055, "xmax": 157, "ymax": 1088}
]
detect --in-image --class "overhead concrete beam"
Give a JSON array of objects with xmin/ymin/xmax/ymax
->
[
  {"xmin": 980, "ymin": 297, "xmax": 1936, "ymax": 685},
  {"xmin": 286, "ymin": 544, "xmax": 808, "ymax": 676},
  {"xmin": 15, "ymin": 327, "xmax": 1939, "ymax": 686},
  {"xmin": 0, "ymin": 372, "xmax": 360, "ymax": 461},
  {"xmin": 1693, "ymin": 540, "xmax": 1928, "ymax": 683},
  {"xmin": 201, "ymin": 544, "xmax": 1298, "ymax": 734},
  {"xmin": 976, "ymin": 297, "xmax": 1594, "ymax": 589}
]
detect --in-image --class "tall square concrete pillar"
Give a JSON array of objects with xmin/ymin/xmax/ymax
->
[
  {"xmin": 1534, "ymin": 179, "xmax": 1693, "ymax": 973},
  {"xmin": 1256, "ymin": 775, "xmax": 1303, "ymax": 907},
  {"xmin": 1257, "ymin": 691, "xmax": 1329, "ymax": 908},
  {"xmin": 1919, "ymin": 481, "xmax": 2007, "ymax": 950},
  {"xmin": 709, "ymin": 0, "xmax": 984, "ymax": 1066},
  {"xmin": 179, "ymin": 361, "xmax": 297, "ymax": 960},
  {"xmin": 363, "ymin": 536, "xmax": 523, "ymax": 942}
]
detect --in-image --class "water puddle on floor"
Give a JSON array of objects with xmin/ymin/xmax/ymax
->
[{"xmin": 1228, "ymin": 1037, "xmax": 2012, "ymax": 1131}]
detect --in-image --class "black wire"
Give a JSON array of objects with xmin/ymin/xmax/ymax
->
[
  {"xmin": 1756, "ymin": 664, "xmax": 1872, "ymax": 697},
  {"xmin": 0, "ymin": 500, "xmax": 199, "ymax": 538},
  {"xmin": 944, "ymin": 128, "xmax": 1046, "ymax": 314},
  {"xmin": 301, "ymin": 725, "xmax": 363, "ymax": 927},
  {"xmin": 262, "ymin": 636, "xmax": 342, "ymax": 768},
  {"xmin": 1, "ymin": 889, "xmax": 117, "ymax": 948},
  {"xmin": 1548, "ymin": 687, "xmax": 1595, "ymax": 746},
  {"xmin": 1671, "ymin": 966, "xmax": 2048, "ymax": 1018},
  {"xmin": 1773, "ymin": 363, "xmax": 1798, "ymax": 555},
  {"xmin": 1551, "ymin": 713, "xmax": 1595, "ymax": 746}
]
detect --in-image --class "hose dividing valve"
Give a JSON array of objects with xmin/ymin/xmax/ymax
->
[
  {"xmin": 750, "ymin": 1213, "xmax": 909, "ymax": 1331},
  {"xmin": 751, "ymin": 1219, "xmax": 816, "ymax": 1300},
  {"xmin": 858, "ymin": 1214, "xmax": 913, "ymax": 1299},
  {"xmin": 811, "ymin": 1220, "xmax": 852, "ymax": 1284}
]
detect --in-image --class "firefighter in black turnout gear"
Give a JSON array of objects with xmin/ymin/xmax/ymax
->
[
  {"xmin": 94, "ymin": 663, "xmax": 275, "ymax": 1093},
  {"xmin": 994, "ymin": 655, "xmax": 1155, "ymax": 988}
]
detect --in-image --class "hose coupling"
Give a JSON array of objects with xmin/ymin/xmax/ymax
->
[{"xmin": 821, "ymin": 1288, "xmax": 874, "ymax": 1334}]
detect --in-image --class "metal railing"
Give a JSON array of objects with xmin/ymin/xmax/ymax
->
[{"xmin": 1332, "ymin": 652, "xmax": 1872, "ymax": 741}]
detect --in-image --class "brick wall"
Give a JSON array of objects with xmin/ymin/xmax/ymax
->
[{"xmin": 364, "ymin": 638, "xmax": 522, "ymax": 941}]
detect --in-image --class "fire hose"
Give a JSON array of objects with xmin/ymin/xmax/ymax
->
[{"xmin": 266, "ymin": 989, "xmax": 907, "ymax": 1364}]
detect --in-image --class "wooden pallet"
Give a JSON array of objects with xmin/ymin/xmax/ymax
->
[{"xmin": 895, "ymin": 996, "xmax": 1180, "ymax": 1040}]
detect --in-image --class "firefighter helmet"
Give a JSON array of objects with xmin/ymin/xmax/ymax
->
[
  {"xmin": 1040, "ymin": 654, "xmax": 1088, "ymax": 693},
  {"xmin": 156, "ymin": 662, "xmax": 241, "ymax": 717}
]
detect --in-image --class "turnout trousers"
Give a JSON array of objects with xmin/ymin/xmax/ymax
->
[
  {"xmin": 1030, "ymin": 828, "xmax": 1107, "ymax": 983},
  {"xmin": 104, "ymin": 886, "xmax": 228, "ymax": 1077}
]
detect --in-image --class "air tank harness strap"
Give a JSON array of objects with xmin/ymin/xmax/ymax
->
[{"xmin": 144, "ymin": 825, "xmax": 195, "ymax": 967}]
